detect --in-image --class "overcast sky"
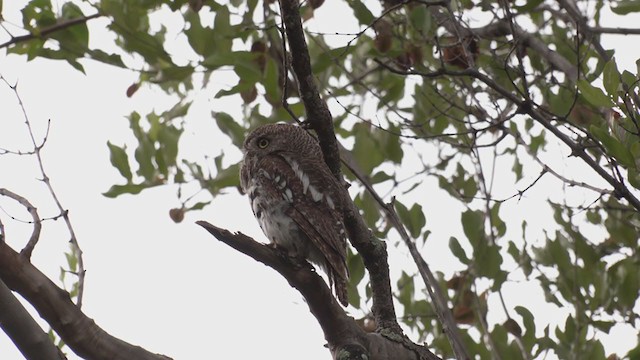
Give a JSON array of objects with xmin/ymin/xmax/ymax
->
[{"xmin": 1, "ymin": 1, "xmax": 639, "ymax": 359}]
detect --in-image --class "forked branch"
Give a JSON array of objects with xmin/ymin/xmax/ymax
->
[{"xmin": 196, "ymin": 220, "xmax": 442, "ymax": 360}]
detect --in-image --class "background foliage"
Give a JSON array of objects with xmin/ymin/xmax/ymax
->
[{"xmin": 2, "ymin": 0, "xmax": 640, "ymax": 359}]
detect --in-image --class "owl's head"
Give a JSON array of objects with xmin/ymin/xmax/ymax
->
[{"xmin": 242, "ymin": 123, "xmax": 320, "ymax": 158}]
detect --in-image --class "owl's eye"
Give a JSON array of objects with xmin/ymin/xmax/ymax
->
[{"xmin": 257, "ymin": 137, "xmax": 270, "ymax": 149}]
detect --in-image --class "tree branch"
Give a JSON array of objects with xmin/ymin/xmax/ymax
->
[
  {"xmin": 340, "ymin": 154, "xmax": 471, "ymax": 360},
  {"xmin": 0, "ymin": 242, "xmax": 172, "ymax": 360},
  {"xmin": 589, "ymin": 27, "xmax": 640, "ymax": 35},
  {"xmin": 376, "ymin": 62, "xmax": 640, "ymax": 212},
  {"xmin": 0, "ymin": 13, "xmax": 103, "ymax": 49},
  {"xmin": 196, "ymin": 221, "xmax": 442, "ymax": 360},
  {"xmin": 0, "ymin": 188, "xmax": 41, "ymax": 259},
  {"xmin": 0, "ymin": 279, "xmax": 66, "ymax": 360},
  {"xmin": 278, "ymin": 0, "xmax": 402, "ymax": 334},
  {"xmin": 2, "ymin": 76, "xmax": 87, "ymax": 308},
  {"xmin": 431, "ymin": 9, "xmax": 579, "ymax": 82}
]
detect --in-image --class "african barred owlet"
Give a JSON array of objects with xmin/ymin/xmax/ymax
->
[{"xmin": 240, "ymin": 123, "xmax": 349, "ymax": 306}]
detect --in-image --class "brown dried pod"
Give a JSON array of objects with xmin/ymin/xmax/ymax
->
[
  {"xmin": 240, "ymin": 84, "xmax": 258, "ymax": 104},
  {"xmin": 251, "ymin": 40, "xmax": 267, "ymax": 73},
  {"xmin": 126, "ymin": 83, "xmax": 139, "ymax": 98},
  {"xmin": 309, "ymin": 0, "xmax": 325, "ymax": 9},
  {"xmin": 442, "ymin": 36, "xmax": 478, "ymax": 69},
  {"xmin": 373, "ymin": 19, "xmax": 393, "ymax": 53},
  {"xmin": 169, "ymin": 208, "xmax": 185, "ymax": 223}
]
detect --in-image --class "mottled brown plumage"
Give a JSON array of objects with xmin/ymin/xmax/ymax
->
[{"xmin": 240, "ymin": 123, "xmax": 349, "ymax": 306}]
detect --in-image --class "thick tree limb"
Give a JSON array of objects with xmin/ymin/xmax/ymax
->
[
  {"xmin": 0, "ymin": 279, "xmax": 67, "ymax": 360},
  {"xmin": 278, "ymin": 0, "xmax": 402, "ymax": 334},
  {"xmin": 0, "ymin": 242, "xmax": 172, "ymax": 360},
  {"xmin": 196, "ymin": 221, "xmax": 442, "ymax": 360}
]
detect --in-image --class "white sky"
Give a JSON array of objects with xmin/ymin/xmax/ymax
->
[{"xmin": 1, "ymin": 1, "xmax": 639, "ymax": 359}]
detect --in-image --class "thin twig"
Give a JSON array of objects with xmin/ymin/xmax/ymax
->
[
  {"xmin": 0, "ymin": 13, "xmax": 102, "ymax": 49},
  {"xmin": 590, "ymin": 27, "xmax": 640, "ymax": 35},
  {"xmin": 374, "ymin": 64, "xmax": 640, "ymax": 212},
  {"xmin": 0, "ymin": 189, "xmax": 41, "ymax": 258},
  {"xmin": 1, "ymin": 76, "xmax": 86, "ymax": 308}
]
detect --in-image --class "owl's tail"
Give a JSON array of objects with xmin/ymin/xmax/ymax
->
[
  {"xmin": 329, "ymin": 269, "xmax": 349, "ymax": 307},
  {"xmin": 335, "ymin": 278, "xmax": 348, "ymax": 307}
]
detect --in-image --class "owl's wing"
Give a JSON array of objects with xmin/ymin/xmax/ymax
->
[
  {"xmin": 286, "ymin": 204, "xmax": 349, "ymax": 305},
  {"xmin": 258, "ymin": 154, "xmax": 349, "ymax": 305},
  {"xmin": 239, "ymin": 160, "xmax": 249, "ymax": 194}
]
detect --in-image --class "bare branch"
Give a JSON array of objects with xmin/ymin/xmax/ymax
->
[
  {"xmin": 0, "ymin": 188, "xmax": 42, "ymax": 259},
  {"xmin": 590, "ymin": 27, "xmax": 640, "ymax": 35},
  {"xmin": 1, "ymin": 76, "xmax": 86, "ymax": 308}
]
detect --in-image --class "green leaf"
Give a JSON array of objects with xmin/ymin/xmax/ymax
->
[
  {"xmin": 202, "ymin": 162, "xmax": 241, "ymax": 196},
  {"xmin": 187, "ymin": 201, "xmax": 211, "ymax": 211},
  {"xmin": 158, "ymin": 65, "xmax": 194, "ymax": 83},
  {"xmin": 134, "ymin": 137, "xmax": 156, "ymax": 181},
  {"xmin": 185, "ymin": 10, "xmax": 217, "ymax": 57},
  {"xmin": 107, "ymin": 141, "xmax": 132, "ymax": 181},
  {"xmin": 512, "ymin": 156, "xmax": 523, "ymax": 181},
  {"xmin": 313, "ymin": 46, "xmax": 350, "ymax": 74},
  {"xmin": 396, "ymin": 271, "xmax": 415, "ymax": 308},
  {"xmin": 530, "ymin": 132, "xmax": 546, "ymax": 155},
  {"xmin": 449, "ymin": 237, "xmax": 470, "ymax": 264},
  {"xmin": 476, "ymin": 244, "xmax": 503, "ymax": 279},
  {"xmin": 87, "ymin": 49, "xmax": 126, "ymax": 68},
  {"xmin": 490, "ymin": 203, "xmax": 506, "ymax": 237},
  {"xmin": 102, "ymin": 183, "xmax": 151, "ymax": 198},
  {"xmin": 370, "ymin": 171, "xmax": 393, "ymax": 184},
  {"xmin": 158, "ymin": 126, "xmax": 182, "ymax": 168},
  {"xmin": 591, "ymin": 320, "xmax": 615, "ymax": 333},
  {"xmin": 603, "ymin": 59, "xmax": 621, "ymax": 97},
  {"xmin": 347, "ymin": 0, "xmax": 374, "ymax": 25},
  {"xmin": 395, "ymin": 201, "xmax": 426, "ymax": 238},
  {"xmin": 515, "ymin": 306, "xmax": 536, "ymax": 351},
  {"xmin": 215, "ymin": 112, "xmax": 246, "ymax": 147},
  {"xmin": 355, "ymin": 191, "xmax": 380, "ymax": 229},
  {"xmin": 461, "ymin": 210, "xmax": 485, "ymax": 246},
  {"xmin": 590, "ymin": 125, "xmax": 635, "ymax": 168},
  {"xmin": 65, "ymin": 252, "xmax": 77, "ymax": 272},
  {"xmin": 611, "ymin": 0, "xmax": 640, "ymax": 14},
  {"xmin": 515, "ymin": 0, "xmax": 544, "ymax": 11},
  {"xmin": 409, "ymin": 5, "xmax": 431, "ymax": 35},
  {"xmin": 263, "ymin": 57, "xmax": 281, "ymax": 105},
  {"xmin": 59, "ymin": 3, "xmax": 88, "ymax": 48},
  {"xmin": 577, "ymin": 79, "xmax": 613, "ymax": 107},
  {"xmin": 352, "ymin": 124, "xmax": 384, "ymax": 173},
  {"xmin": 347, "ymin": 248, "xmax": 365, "ymax": 307}
]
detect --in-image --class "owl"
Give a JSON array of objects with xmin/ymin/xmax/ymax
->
[{"xmin": 240, "ymin": 123, "xmax": 349, "ymax": 306}]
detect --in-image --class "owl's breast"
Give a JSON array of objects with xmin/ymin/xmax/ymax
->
[{"xmin": 245, "ymin": 170, "xmax": 311, "ymax": 257}]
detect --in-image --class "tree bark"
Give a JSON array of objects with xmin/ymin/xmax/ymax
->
[
  {"xmin": 0, "ymin": 242, "xmax": 172, "ymax": 360},
  {"xmin": 0, "ymin": 279, "xmax": 67, "ymax": 360}
]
